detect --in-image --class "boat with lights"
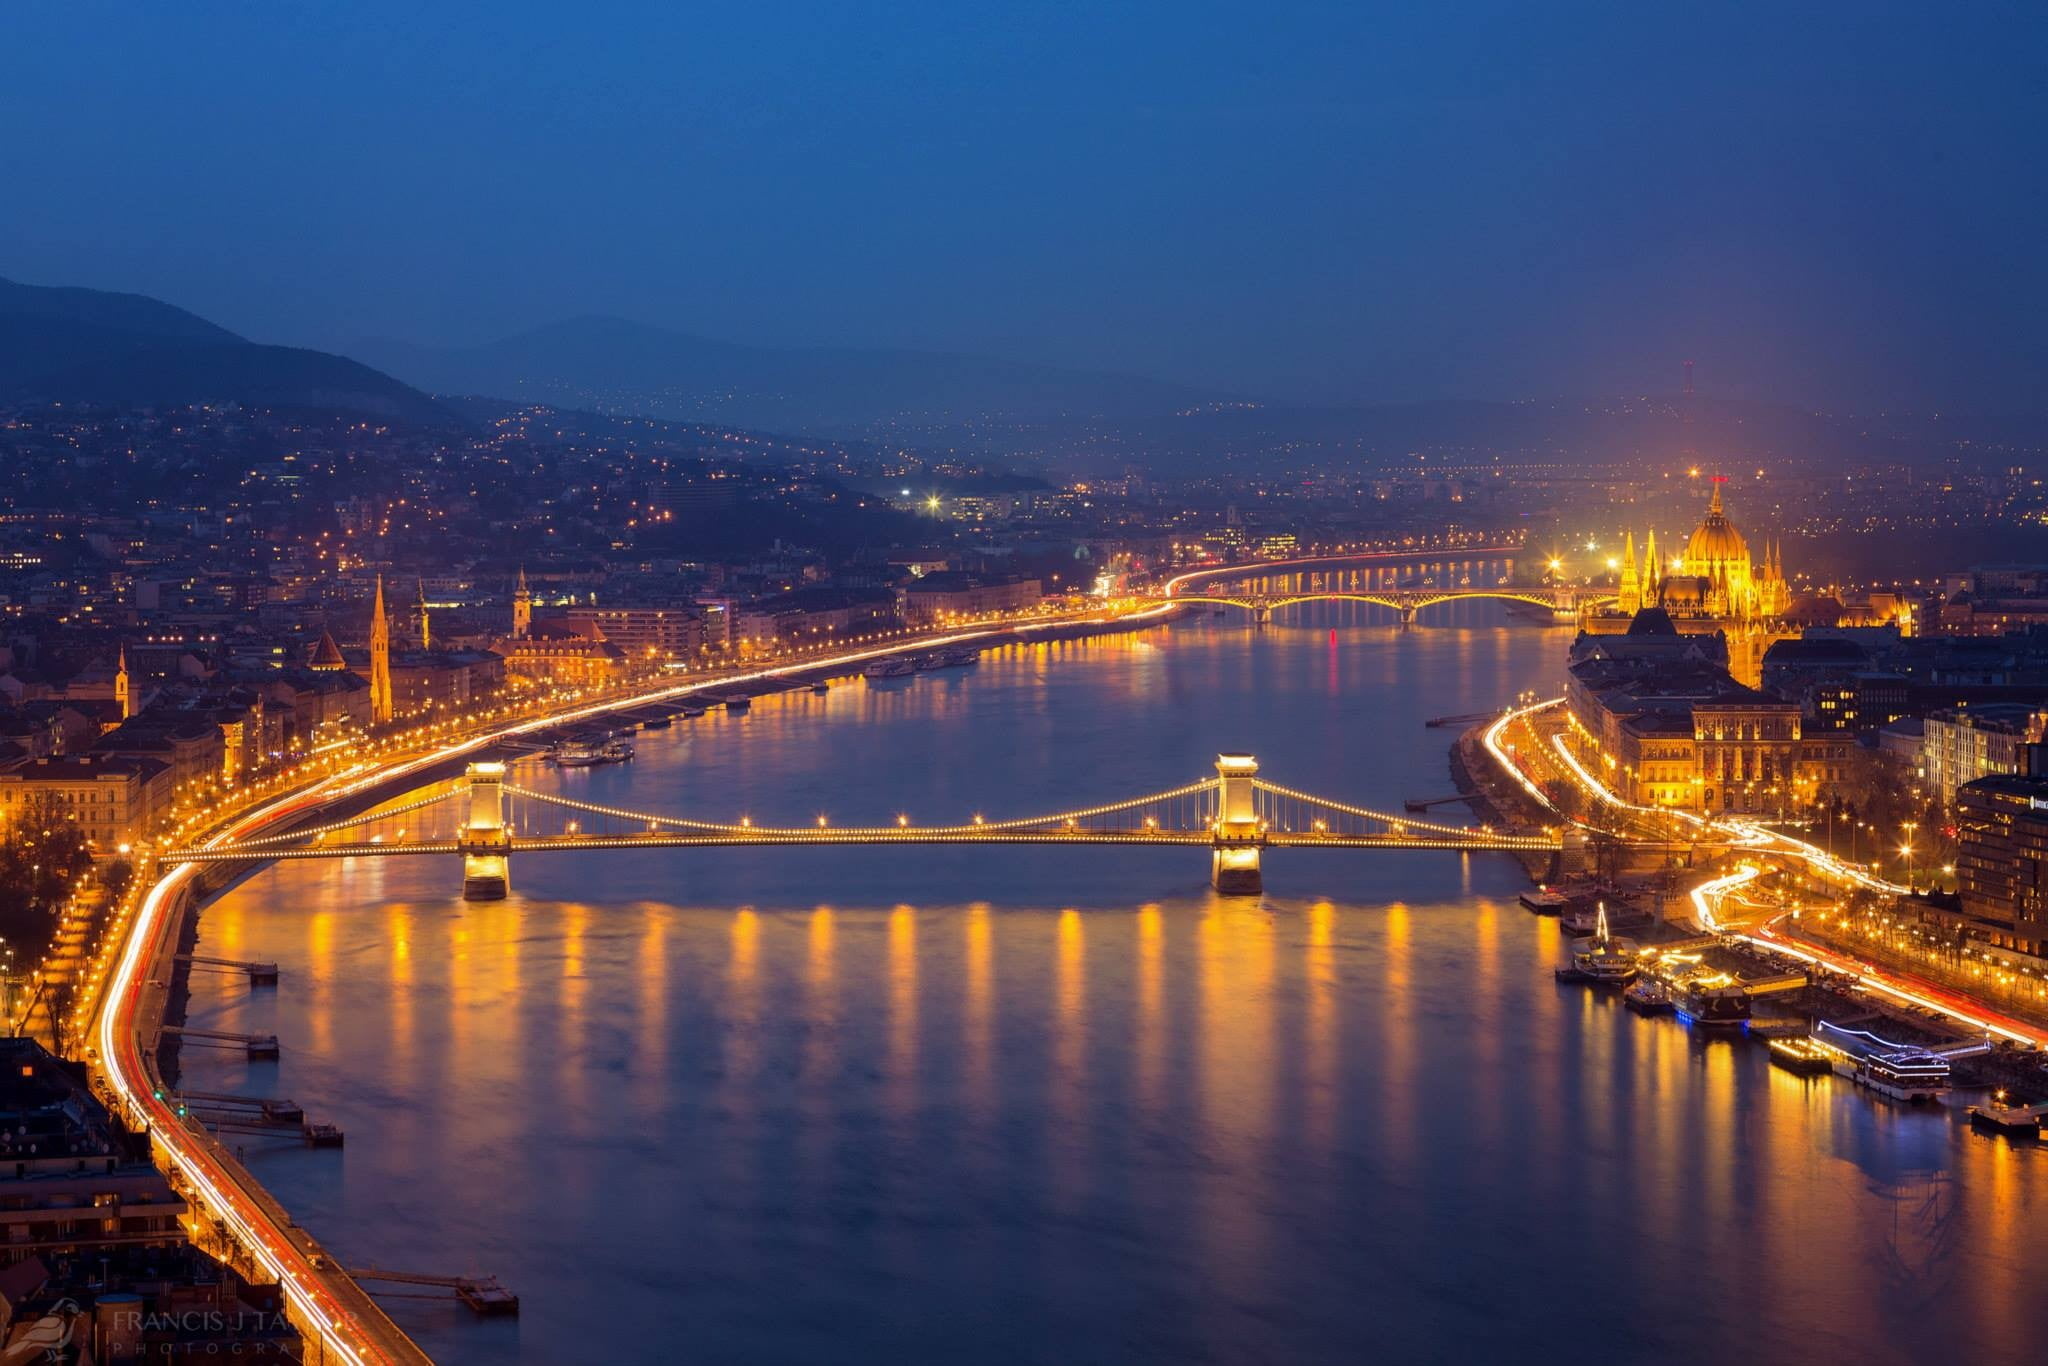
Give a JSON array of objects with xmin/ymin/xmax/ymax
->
[
  {"xmin": 1674, "ymin": 974, "xmax": 1751, "ymax": 1030},
  {"xmin": 1568, "ymin": 905, "xmax": 1640, "ymax": 986},
  {"xmin": 1810, "ymin": 1021, "xmax": 1952, "ymax": 1102},
  {"xmin": 1766, "ymin": 1036, "xmax": 1833, "ymax": 1076},
  {"xmin": 1623, "ymin": 977, "xmax": 1673, "ymax": 1014},
  {"xmin": 864, "ymin": 657, "xmax": 917, "ymax": 680}
]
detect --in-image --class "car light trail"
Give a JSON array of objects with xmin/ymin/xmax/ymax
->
[{"xmin": 1493, "ymin": 702, "xmax": 2038, "ymax": 1048}]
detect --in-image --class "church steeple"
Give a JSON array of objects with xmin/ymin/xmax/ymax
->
[
  {"xmin": 115, "ymin": 646, "xmax": 132, "ymax": 720},
  {"xmin": 1617, "ymin": 530, "xmax": 1640, "ymax": 614},
  {"xmin": 513, "ymin": 566, "xmax": 532, "ymax": 641},
  {"xmin": 369, "ymin": 575, "xmax": 394, "ymax": 724},
  {"xmin": 1641, "ymin": 527, "xmax": 1660, "ymax": 604}
]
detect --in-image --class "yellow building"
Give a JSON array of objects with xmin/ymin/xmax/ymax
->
[{"xmin": 1584, "ymin": 478, "xmax": 1794, "ymax": 686}]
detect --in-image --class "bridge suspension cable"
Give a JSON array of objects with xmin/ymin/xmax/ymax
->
[
  {"xmin": 199, "ymin": 786, "xmax": 464, "ymax": 852},
  {"xmin": 498, "ymin": 778, "xmax": 1223, "ymax": 838},
  {"xmin": 1249, "ymin": 778, "xmax": 1519, "ymax": 840}
]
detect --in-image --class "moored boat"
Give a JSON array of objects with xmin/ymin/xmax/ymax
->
[
  {"xmin": 1567, "ymin": 904, "xmax": 1640, "ymax": 986},
  {"xmin": 863, "ymin": 657, "xmax": 917, "ymax": 680},
  {"xmin": 1809, "ymin": 1021, "xmax": 1950, "ymax": 1101},
  {"xmin": 1767, "ymin": 1037, "xmax": 1833, "ymax": 1076},
  {"xmin": 1622, "ymin": 978, "xmax": 1673, "ymax": 1015},
  {"xmin": 1675, "ymin": 975, "xmax": 1751, "ymax": 1030}
]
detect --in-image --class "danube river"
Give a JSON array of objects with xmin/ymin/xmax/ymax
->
[{"xmin": 182, "ymin": 603, "xmax": 2048, "ymax": 1365}]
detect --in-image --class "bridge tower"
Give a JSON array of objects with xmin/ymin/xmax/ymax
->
[
  {"xmin": 1211, "ymin": 753, "xmax": 1264, "ymax": 894},
  {"xmin": 459, "ymin": 761, "xmax": 512, "ymax": 899}
]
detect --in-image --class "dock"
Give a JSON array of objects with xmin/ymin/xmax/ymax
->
[
  {"xmin": 179, "ymin": 1090, "xmax": 343, "ymax": 1146},
  {"xmin": 177, "ymin": 954, "xmax": 280, "ymax": 986},
  {"xmin": 161, "ymin": 1025, "xmax": 280, "ymax": 1059},
  {"xmin": 350, "ymin": 1267, "xmax": 520, "ymax": 1316}
]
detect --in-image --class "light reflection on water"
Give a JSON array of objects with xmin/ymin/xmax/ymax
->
[{"xmin": 181, "ymin": 603, "xmax": 2048, "ymax": 1364}]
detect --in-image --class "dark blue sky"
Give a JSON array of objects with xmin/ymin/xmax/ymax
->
[{"xmin": 5, "ymin": 2, "xmax": 2042, "ymax": 411}]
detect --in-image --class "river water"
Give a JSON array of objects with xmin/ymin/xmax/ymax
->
[{"xmin": 182, "ymin": 599, "xmax": 2048, "ymax": 1365}]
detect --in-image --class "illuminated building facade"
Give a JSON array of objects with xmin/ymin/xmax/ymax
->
[{"xmin": 1582, "ymin": 478, "xmax": 1793, "ymax": 686}]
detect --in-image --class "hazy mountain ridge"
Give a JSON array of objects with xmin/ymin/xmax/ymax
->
[
  {"xmin": 354, "ymin": 315, "xmax": 1225, "ymax": 431},
  {"xmin": 0, "ymin": 276, "xmax": 455, "ymax": 424}
]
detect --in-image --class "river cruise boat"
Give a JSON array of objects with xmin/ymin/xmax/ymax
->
[
  {"xmin": 1811, "ymin": 1021, "xmax": 1952, "ymax": 1103},
  {"xmin": 1857, "ymin": 1049, "xmax": 1952, "ymax": 1103},
  {"xmin": 863, "ymin": 657, "xmax": 917, "ymax": 680},
  {"xmin": 938, "ymin": 648, "xmax": 978, "ymax": 668},
  {"xmin": 1520, "ymin": 888, "xmax": 1570, "ymax": 916},
  {"xmin": 1674, "ymin": 976, "xmax": 1751, "ymax": 1030},
  {"xmin": 551, "ymin": 736, "xmax": 634, "ymax": 768}
]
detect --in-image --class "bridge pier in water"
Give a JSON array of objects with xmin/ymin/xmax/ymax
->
[
  {"xmin": 459, "ymin": 760, "xmax": 512, "ymax": 899},
  {"xmin": 1210, "ymin": 753, "xmax": 1264, "ymax": 894}
]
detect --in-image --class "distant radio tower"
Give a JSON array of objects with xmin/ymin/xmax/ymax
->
[{"xmin": 1681, "ymin": 359, "xmax": 1698, "ymax": 464}]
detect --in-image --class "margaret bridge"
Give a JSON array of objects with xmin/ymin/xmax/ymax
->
[
  {"xmin": 158, "ymin": 754, "xmax": 1560, "ymax": 898},
  {"xmin": 1149, "ymin": 557, "xmax": 1607, "ymax": 625}
]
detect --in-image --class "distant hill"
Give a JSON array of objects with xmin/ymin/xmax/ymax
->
[
  {"xmin": 354, "ymin": 316, "xmax": 1222, "ymax": 432},
  {"xmin": 0, "ymin": 276, "xmax": 455, "ymax": 425}
]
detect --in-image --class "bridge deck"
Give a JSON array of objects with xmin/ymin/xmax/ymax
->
[{"xmin": 163, "ymin": 829, "xmax": 1559, "ymax": 861}]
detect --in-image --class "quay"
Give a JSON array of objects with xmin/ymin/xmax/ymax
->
[
  {"xmin": 351, "ymin": 1267, "xmax": 520, "ymax": 1316},
  {"xmin": 161, "ymin": 1026, "xmax": 281, "ymax": 1060},
  {"xmin": 176, "ymin": 953, "xmax": 280, "ymax": 987}
]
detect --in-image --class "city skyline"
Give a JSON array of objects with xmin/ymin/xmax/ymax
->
[{"xmin": 8, "ymin": 6, "xmax": 2048, "ymax": 1364}]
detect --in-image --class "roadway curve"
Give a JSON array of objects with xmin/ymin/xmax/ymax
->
[
  {"xmin": 1481, "ymin": 697, "xmax": 2044, "ymax": 1048},
  {"xmin": 91, "ymin": 609, "xmax": 1183, "ymax": 1365}
]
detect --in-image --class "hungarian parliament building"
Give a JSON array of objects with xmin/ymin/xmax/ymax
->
[{"xmin": 1565, "ymin": 479, "xmax": 1912, "ymax": 816}]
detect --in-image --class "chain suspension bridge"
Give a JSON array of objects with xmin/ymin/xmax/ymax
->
[{"xmin": 158, "ymin": 754, "xmax": 1561, "ymax": 897}]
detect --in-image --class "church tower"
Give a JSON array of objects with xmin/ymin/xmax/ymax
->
[
  {"xmin": 1617, "ymin": 531, "xmax": 1641, "ymax": 614},
  {"xmin": 513, "ymin": 567, "xmax": 532, "ymax": 640},
  {"xmin": 1641, "ymin": 527, "xmax": 1660, "ymax": 606},
  {"xmin": 370, "ymin": 575, "xmax": 394, "ymax": 724},
  {"xmin": 115, "ymin": 646, "xmax": 132, "ymax": 721}
]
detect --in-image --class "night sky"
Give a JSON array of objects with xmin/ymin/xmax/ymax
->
[{"xmin": 5, "ymin": 1, "xmax": 2042, "ymax": 411}]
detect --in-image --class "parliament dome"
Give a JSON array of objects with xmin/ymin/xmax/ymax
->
[{"xmin": 1683, "ymin": 480, "xmax": 1750, "ymax": 568}]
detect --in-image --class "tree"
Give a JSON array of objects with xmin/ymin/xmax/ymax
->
[{"xmin": 0, "ymin": 793, "xmax": 96, "ymax": 957}]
